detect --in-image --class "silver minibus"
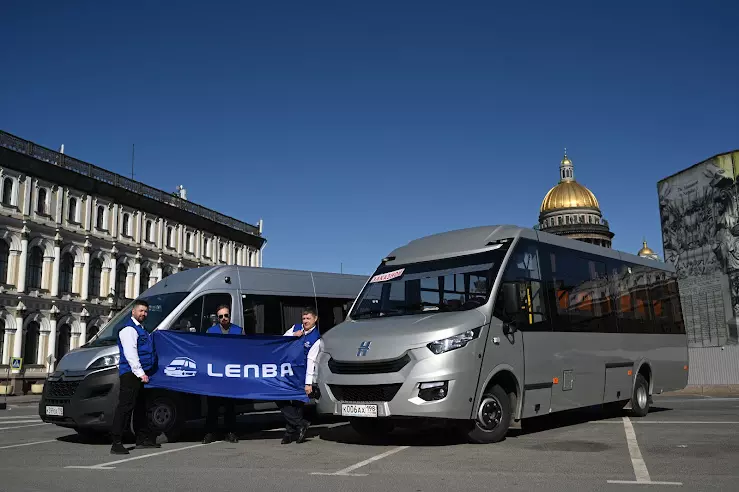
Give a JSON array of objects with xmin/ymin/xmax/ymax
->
[
  {"xmin": 317, "ymin": 225, "xmax": 689, "ymax": 443},
  {"xmin": 39, "ymin": 265, "xmax": 367, "ymax": 440}
]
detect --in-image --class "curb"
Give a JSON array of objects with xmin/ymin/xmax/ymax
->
[{"xmin": 661, "ymin": 385, "xmax": 739, "ymax": 397}]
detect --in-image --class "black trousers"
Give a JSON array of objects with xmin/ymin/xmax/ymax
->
[
  {"xmin": 205, "ymin": 396, "xmax": 236, "ymax": 433},
  {"xmin": 110, "ymin": 372, "xmax": 153, "ymax": 443},
  {"xmin": 277, "ymin": 400, "xmax": 307, "ymax": 435}
]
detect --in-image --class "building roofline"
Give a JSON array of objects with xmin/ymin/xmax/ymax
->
[
  {"xmin": 0, "ymin": 130, "xmax": 263, "ymax": 240},
  {"xmin": 657, "ymin": 149, "xmax": 739, "ymax": 184}
]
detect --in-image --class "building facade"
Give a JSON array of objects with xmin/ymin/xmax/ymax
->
[
  {"xmin": 537, "ymin": 151, "xmax": 614, "ymax": 248},
  {"xmin": 658, "ymin": 149, "xmax": 739, "ymax": 385},
  {"xmin": 0, "ymin": 130, "xmax": 266, "ymax": 394}
]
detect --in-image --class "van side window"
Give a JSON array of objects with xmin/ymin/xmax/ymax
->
[
  {"xmin": 171, "ymin": 293, "xmax": 233, "ymax": 333},
  {"xmin": 494, "ymin": 239, "xmax": 550, "ymax": 331}
]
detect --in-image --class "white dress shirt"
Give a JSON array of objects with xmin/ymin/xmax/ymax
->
[
  {"xmin": 283, "ymin": 325, "xmax": 321, "ymax": 386},
  {"xmin": 119, "ymin": 317, "xmax": 146, "ymax": 378}
]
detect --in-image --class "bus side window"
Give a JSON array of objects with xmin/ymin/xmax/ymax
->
[
  {"xmin": 171, "ymin": 297, "xmax": 203, "ymax": 332},
  {"xmin": 199, "ymin": 293, "xmax": 234, "ymax": 332},
  {"xmin": 170, "ymin": 293, "xmax": 233, "ymax": 333}
]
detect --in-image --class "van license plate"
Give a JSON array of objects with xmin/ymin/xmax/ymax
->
[
  {"xmin": 341, "ymin": 404, "xmax": 377, "ymax": 418},
  {"xmin": 46, "ymin": 406, "xmax": 63, "ymax": 416}
]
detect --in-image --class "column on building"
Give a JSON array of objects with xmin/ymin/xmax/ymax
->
[
  {"xmin": 78, "ymin": 308, "xmax": 89, "ymax": 348},
  {"xmin": 46, "ymin": 305, "xmax": 60, "ymax": 372},
  {"xmin": 81, "ymin": 238, "xmax": 91, "ymax": 300},
  {"xmin": 12, "ymin": 301, "xmax": 26, "ymax": 359},
  {"xmin": 156, "ymin": 255, "xmax": 164, "ymax": 284},
  {"xmin": 50, "ymin": 231, "xmax": 62, "ymax": 297},
  {"xmin": 109, "ymin": 245, "xmax": 118, "ymax": 299},
  {"xmin": 134, "ymin": 251, "xmax": 142, "ymax": 298},
  {"xmin": 17, "ymin": 225, "xmax": 30, "ymax": 293},
  {"xmin": 36, "ymin": 318, "xmax": 49, "ymax": 368}
]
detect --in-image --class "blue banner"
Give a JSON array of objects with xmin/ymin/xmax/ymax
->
[{"xmin": 147, "ymin": 330, "xmax": 309, "ymax": 402}]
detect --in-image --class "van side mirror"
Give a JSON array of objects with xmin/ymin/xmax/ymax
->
[{"xmin": 502, "ymin": 321, "xmax": 517, "ymax": 335}]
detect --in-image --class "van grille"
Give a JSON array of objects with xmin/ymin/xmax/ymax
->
[
  {"xmin": 46, "ymin": 380, "xmax": 80, "ymax": 398},
  {"xmin": 329, "ymin": 383, "xmax": 402, "ymax": 402},
  {"xmin": 328, "ymin": 354, "xmax": 410, "ymax": 375}
]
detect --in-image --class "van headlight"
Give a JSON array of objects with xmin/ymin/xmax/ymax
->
[
  {"xmin": 427, "ymin": 327, "xmax": 481, "ymax": 355},
  {"xmin": 88, "ymin": 354, "xmax": 120, "ymax": 369}
]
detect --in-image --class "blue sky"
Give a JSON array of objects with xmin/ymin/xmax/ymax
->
[{"xmin": 2, "ymin": 0, "xmax": 738, "ymax": 276}]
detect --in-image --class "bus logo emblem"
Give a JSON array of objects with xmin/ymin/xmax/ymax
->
[{"xmin": 357, "ymin": 341, "xmax": 372, "ymax": 356}]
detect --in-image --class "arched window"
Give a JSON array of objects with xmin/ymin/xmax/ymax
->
[
  {"xmin": 68, "ymin": 197, "xmax": 77, "ymax": 223},
  {"xmin": 87, "ymin": 323, "xmax": 99, "ymax": 342},
  {"xmin": 89, "ymin": 258, "xmax": 102, "ymax": 298},
  {"xmin": 162, "ymin": 266, "xmax": 173, "ymax": 279},
  {"xmin": 56, "ymin": 323, "xmax": 72, "ymax": 360},
  {"xmin": 140, "ymin": 267, "xmax": 151, "ymax": 294},
  {"xmin": 116, "ymin": 268, "xmax": 128, "ymax": 299},
  {"xmin": 27, "ymin": 246, "xmax": 43, "ymax": 289},
  {"xmin": 37, "ymin": 188, "xmax": 48, "ymax": 215},
  {"xmin": 166, "ymin": 227, "xmax": 174, "ymax": 248},
  {"xmin": 24, "ymin": 321, "xmax": 40, "ymax": 364},
  {"xmin": 59, "ymin": 253, "xmax": 74, "ymax": 294},
  {"xmin": 2, "ymin": 178, "xmax": 13, "ymax": 206},
  {"xmin": 96, "ymin": 206, "xmax": 105, "ymax": 229},
  {"xmin": 145, "ymin": 221, "xmax": 153, "ymax": 242},
  {"xmin": 122, "ymin": 213, "xmax": 130, "ymax": 236},
  {"xmin": 0, "ymin": 240, "xmax": 9, "ymax": 284}
]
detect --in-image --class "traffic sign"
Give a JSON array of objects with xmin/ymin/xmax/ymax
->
[{"xmin": 10, "ymin": 357, "xmax": 22, "ymax": 373}]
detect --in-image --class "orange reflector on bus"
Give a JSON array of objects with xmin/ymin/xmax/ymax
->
[
  {"xmin": 553, "ymin": 377, "xmax": 559, "ymax": 384},
  {"xmin": 684, "ymin": 365, "xmax": 688, "ymax": 370},
  {"xmin": 627, "ymin": 370, "xmax": 633, "ymax": 376}
]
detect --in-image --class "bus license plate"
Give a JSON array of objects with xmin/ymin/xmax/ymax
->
[
  {"xmin": 46, "ymin": 406, "xmax": 63, "ymax": 416},
  {"xmin": 341, "ymin": 404, "xmax": 377, "ymax": 418}
]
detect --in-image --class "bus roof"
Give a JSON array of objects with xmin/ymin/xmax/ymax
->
[
  {"xmin": 142, "ymin": 265, "xmax": 368, "ymax": 299},
  {"xmin": 381, "ymin": 225, "xmax": 675, "ymax": 273}
]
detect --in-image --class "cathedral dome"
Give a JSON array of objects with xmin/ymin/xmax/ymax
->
[{"xmin": 540, "ymin": 181, "xmax": 600, "ymax": 213}]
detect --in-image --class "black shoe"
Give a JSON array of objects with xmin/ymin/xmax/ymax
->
[
  {"xmin": 281, "ymin": 433, "xmax": 294, "ymax": 444},
  {"xmin": 296, "ymin": 423, "xmax": 309, "ymax": 444},
  {"xmin": 110, "ymin": 442, "xmax": 129, "ymax": 455},
  {"xmin": 136, "ymin": 439, "xmax": 161, "ymax": 449},
  {"xmin": 225, "ymin": 432, "xmax": 238, "ymax": 443},
  {"xmin": 202, "ymin": 432, "xmax": 217, "ymax": 444}
]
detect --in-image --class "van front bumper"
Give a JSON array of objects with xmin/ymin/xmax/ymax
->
[
  {"xmin": 38, "ymin": 367, "xmax": 119, "ymax": 431},
  {"xmin": 317, "ymin": 342, "xmax": 482, "ymax": 421}
]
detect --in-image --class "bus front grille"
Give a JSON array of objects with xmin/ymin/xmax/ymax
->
[
  {"xmin": 329, "ymin": 383, "xmax": 402, "ymax": 402},
  {"xmin": 328, "ymin": 354, "xmax": 411, "ymax": 374}
]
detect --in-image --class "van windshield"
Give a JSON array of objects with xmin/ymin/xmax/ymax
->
[
  {"xmin": 350, "ymin": 249, "xmax": 507, "ymax": 319},
  {"xmin": 85, "ymin": 292, "xmax": 190, "ymax": 347}
]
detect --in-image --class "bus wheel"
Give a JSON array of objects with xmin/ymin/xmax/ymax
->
[
  {"xmin": 629, "ymin": 374, "xmax": 650, "ymax": 417},
  {"xmin": 466, "ymin": 385, "xmax": 511, "ymax": 444},
  {"xmin": 145, "ymin": 392, "xmax": 185, "ymax": 442},
  {"xmin": 349, "ymin": 418, "xmax": 394, "ymax": 438}
]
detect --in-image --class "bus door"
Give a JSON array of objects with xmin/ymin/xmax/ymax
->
[{"xmin": 493, "ymin": 239, "xmax": 553, "ymax": 419}]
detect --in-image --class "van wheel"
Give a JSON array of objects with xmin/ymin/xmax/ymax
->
[
  {"xmin": 628, "ymin": 374, "xmax": 650, "ymax": 417},
  {"xmin": 349, "ymin": 418, "xmax": 394, "ymax": 438},
  {"xmin": 145, "ymin": 392, "xmax": 185, "ymax": 442},
  {"xmin": 465, "ymin": 385, "xmax": 511, "ymax": 444}
]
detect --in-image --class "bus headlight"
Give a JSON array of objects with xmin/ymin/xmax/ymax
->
[
  {"xmin": 88, "ymin": 354, "xmax": 120, "ymax": 369},
  {"xmin": 426, "ymin": 328, "xmax": 481, "ymax": 355}
]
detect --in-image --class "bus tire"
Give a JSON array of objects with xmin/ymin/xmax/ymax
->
[
  {"xmin": 465, "ymin": 384, "xmax": 511, "ymax": 444},
  {"xmin": 349, "ymin": 418, "xmax": 394, "ymax": 438},
  {"xmin": 144, "ymin": 392, "xmax": 185, "ymax": 442},
  {"xmin": 629, "ymin": 374, "xmax": 650, "ymax": 417}
]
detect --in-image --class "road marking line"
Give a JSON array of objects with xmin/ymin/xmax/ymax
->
[
  {"xmin": 65, "ymin": 441, "xmax": 221, "ymax": 470},
  {"xmin": 0, "ymin": 415, "xmax": 41, "ymax": 420},
  {"xmin": 591, "ymin": 421, "xmax": 739, "ymax": 425},
  {"xmin": 0, "ymin": 423, "xmax": 49, "ymax": 431},
  {"xmin": 0, "ymin": 439, "xmax": 57, "ymax": 450},
  {"xmin": 0, "ymin": 419, "xmax": 43, "ymax": 425},
  {"xmin": 655, "ymin": 397, "xmax": 739, "ymax": 402},
  {"xmin": 608, "ymin": 417, "xmax": 682, "ymax": 486},
  {"xmin": 311, "ymin": 446, "xmax": 410, "ymax": 476}
]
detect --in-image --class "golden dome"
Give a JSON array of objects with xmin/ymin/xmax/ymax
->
[
  {"xmin": 540, "ymin": 181, "xmax": 600, "ymax": 213},
  {"xmin": 638, "ymin": 240, "xmax": 656, "ymax": 257}
]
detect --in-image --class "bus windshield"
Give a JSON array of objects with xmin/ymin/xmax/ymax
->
[
  {"xmin": 350, "ymin": 249, "xmax": 508, "ymax": 319},
  {"xmin": 86, "ymin": 292, "xmax": 190, "ymax": 347}
]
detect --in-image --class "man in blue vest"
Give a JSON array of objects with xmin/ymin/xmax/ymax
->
[
  {"xmin": 278, "ymin": 307, "xmax": 321, "ymax": 444},
  {"xmin": 202, "ymin": 304, "xmax": 243, "ymax": 444},
  {"xmin": 110, "ymin": 299, "xmax": 159, "ymax": 455}
]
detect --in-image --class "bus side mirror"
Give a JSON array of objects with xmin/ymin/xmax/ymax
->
[{"xmin": 502, "ymin": 321, "xmax": 517, "ymax": 335}]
